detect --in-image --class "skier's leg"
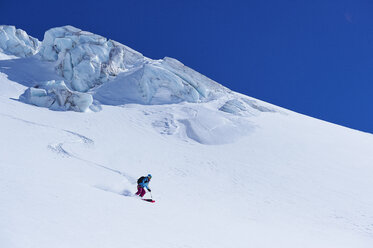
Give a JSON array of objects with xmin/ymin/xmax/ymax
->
[
  {"xmin": 135, "ymin": 185, "xmax": 141, "ymax": 195},
  {"xmin": 140, "ymin": 187, "xmax": 146, "ymax": 197}
]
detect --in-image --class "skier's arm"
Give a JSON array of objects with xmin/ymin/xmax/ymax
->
[{"xmin": 145, "ymin": 183, "xmax": 151, "ymax": 191}]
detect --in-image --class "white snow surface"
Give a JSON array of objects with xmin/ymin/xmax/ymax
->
[
  {"xmin": 0, "ymin": 26, "xmax": 40, "ymax": 57},
  {"xmin": 1, "ymin": 26, "xmax": 373, "ymax": 248}
]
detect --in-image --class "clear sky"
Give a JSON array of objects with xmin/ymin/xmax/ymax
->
[{"xmin": 2, "ymin": 0, "xmax": 372, "ymax": 133}]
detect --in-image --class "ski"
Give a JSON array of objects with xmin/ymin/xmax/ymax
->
[{"xmin": 142, "ymin": 199, "xmax": 155, "ymax": 203}]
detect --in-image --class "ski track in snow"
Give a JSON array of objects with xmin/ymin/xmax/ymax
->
[
  {"xmin": 0, "ymin": 112, "xmax": 136, "ymax": 185},
  {"xmin": 63, "ymin": 130, "xmax": 94, "ymax": 144},
  {"xmin": 47, "ymin": 143, "xmax": 71, "ymax": 157}
]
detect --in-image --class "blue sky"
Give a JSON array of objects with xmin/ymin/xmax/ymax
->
[{"xmin": 2, "ymin": 0, "xmax": 372, "ymax": 133}]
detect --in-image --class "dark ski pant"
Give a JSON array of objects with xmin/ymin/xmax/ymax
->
[{"xmin": 135, "ymin": 185, "xmax": 146, "ymax": 197}]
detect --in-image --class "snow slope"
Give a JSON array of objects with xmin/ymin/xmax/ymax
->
[{"xmin": 1, "ymin": 27, "xmax": 373, "ymax": 248}]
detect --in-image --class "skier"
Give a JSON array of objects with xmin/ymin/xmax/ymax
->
[{"xmin": 135, "ymin": 174, "xmax": 152, "ymax": 198}]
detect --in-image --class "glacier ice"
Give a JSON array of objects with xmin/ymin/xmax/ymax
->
[
  {"xmin": 38, "ymin": 25, "xmax": 228, "ymax": 104},
  {"xmin": 39, "ymin": 26, "xmax": 145, "ymax": 92},
  {"xmin": 0, "ymin": 26, "xmax": 40, "ymax": 57},
  {"xmin": 241, "ymin": 98, "xmax": 276, "ymax": 112},
  {"xmin": 219, "ymin": 99, "xmax": 249, "ymax": 115},
  {"xmin": 20, "ymin": 80, "xmax": 93, "ymax": 112},
  {"xmin": 1, "ymin": 25, "xmax": 278, "ymax": 116},
  {"xmin": 94, "ymin": 57, "xmax": 228, "ymax": 105},
  {"xmin": 94, "ymin": 63, "xmax": 202, "ymax": 105},
  {"xmin": 219, "ymin": 98, "xmax": 276, "ymax": 116}
]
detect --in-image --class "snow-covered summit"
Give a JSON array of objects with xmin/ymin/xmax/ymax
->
[{"xmin": 1, "ymin": 25, "xmax": 234, "ymax": 111}]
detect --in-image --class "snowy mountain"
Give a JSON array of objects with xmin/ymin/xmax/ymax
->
[{"xmin": 1, "ymin": 25, "xmax": 373, "ymax": 248}]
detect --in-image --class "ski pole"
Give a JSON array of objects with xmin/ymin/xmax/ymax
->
[{"xmin": 150, "ymin": 191, "xmax": 153, "ymax": 199}]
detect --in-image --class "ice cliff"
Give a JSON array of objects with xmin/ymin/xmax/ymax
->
[
  {"xmin": 20, "ymin": 80, "xmax": 93, "ymax": 112},
  {"xmin": 219, "ymin": 98, "xmax": 276, "ymax": 116},
  {"xmin": 39, "ymin": 26, "xmax": 145, "ymax": 92},
  {"xmin": 0, "ymin": 26, "xmax": 40, "ymax": 57}
]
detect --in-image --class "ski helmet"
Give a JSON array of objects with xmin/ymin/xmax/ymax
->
[{"xmin": 148, "ymin": 174, "xmax": 152, "ymax": 179}]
